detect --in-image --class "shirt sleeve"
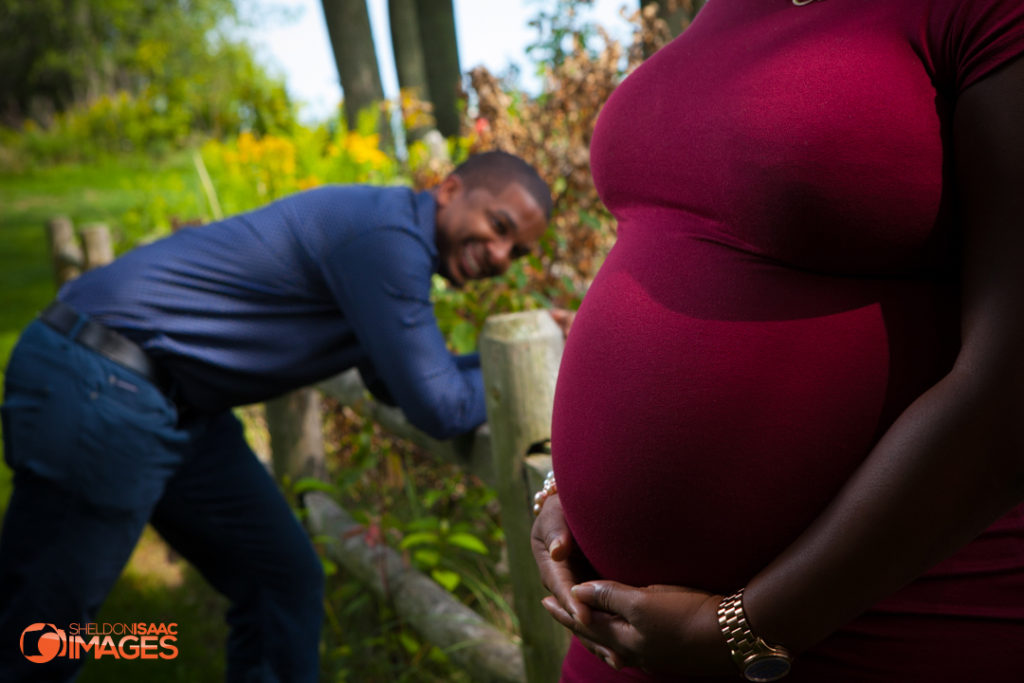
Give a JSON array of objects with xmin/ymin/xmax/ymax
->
[
  {"xmin": 929, "ymin": 0, "xmax": 1024, "ymax": 94},
  {"xmin": 324, "ymin": 226, "xmax": 487, "ymax": 439}
]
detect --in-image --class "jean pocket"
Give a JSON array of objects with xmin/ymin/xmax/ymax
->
[
  {"xmin": 75, "ymin": 383, "xmax": 187, "ymax": 510},
  {"xmin": 1, "ymin": 379, "xmax": 52, "ymax": 471}
]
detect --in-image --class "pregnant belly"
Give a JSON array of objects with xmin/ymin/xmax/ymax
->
[{"xmin": 551, "ymin": 232, "xmax": 957, "ymax": 591}]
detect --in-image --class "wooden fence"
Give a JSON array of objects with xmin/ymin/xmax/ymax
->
[
  {"xmin": 45, "ymin": 217, "xmax": 570, "ymax": 682},
  {"xmin": 277, "ymin": 313, "xmax": 570, "ymax": 683}
]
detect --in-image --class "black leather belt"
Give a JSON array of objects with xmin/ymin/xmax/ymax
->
[{"xmin": 40, "ymin": 301, "xmax": 169, "ymax": 393}]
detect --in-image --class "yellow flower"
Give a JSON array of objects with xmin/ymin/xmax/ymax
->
[
  {"xmin": 344, "ymin": 132, "xmax": 388, "ymax": 166},
  {"xmin": 237, "ymin": 132, "xmax": 258, "ymax": 163},
  {"xmin": 266, "ymin": 136, "xmax": 297, "ymax": 176},
  {"xmin": 297, "ymin": 175, "xmax": 321, "ymax": 191}
]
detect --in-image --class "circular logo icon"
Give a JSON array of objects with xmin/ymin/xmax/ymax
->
[{"xmin": 20, "ymin": 623, "xmax": 66, "ymax": 663}]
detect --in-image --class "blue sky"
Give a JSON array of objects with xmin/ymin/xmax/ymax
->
[{"xmin": 246, "ymin": 0, "xmax": 636, "ymax": 121}]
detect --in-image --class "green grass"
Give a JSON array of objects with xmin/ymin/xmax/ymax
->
[{"xmin": 0, "ymin": 153, "xmax": 204, "ymax": 365}]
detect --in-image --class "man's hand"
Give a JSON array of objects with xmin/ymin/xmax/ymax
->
[
  {"xmin": 543, "ymin": 580, "xmax": 733, "ymax": 676},
  {"xmin": 548, "ymin": 309, "xmax": 576, "ymax": 339}
]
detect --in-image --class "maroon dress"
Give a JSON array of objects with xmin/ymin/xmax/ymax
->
[{"xmin": 551, "ymin": 0, "xmax": 1024, "ymax": 680}]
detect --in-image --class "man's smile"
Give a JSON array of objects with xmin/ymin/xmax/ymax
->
[{"xmin": 461, "ymin": 242, "xmax": 484, "ymax": 280}]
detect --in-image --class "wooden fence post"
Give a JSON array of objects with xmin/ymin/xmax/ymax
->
[
  {"xmin": 45, "ymin": 216, "xmax": 83, "ymax": 286},
  {"xmin": 81, "ymin": 223, "xmax": 114, "ymax": 269},
  {"xmin": 266, "ymin": 388, "xmax": 327, "ymax": 487},
  {"xmin": 479, "ymin": 310, "xmax": 569, "ymax": 683}
]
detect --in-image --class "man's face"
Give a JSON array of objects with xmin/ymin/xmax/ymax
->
[{"xmin": 434, "ymin": 175, "xmax": 547, "ymax": 286}]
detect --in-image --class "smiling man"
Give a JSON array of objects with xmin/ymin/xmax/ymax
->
[
  {"xmin": 0, "ymin": 150, "xmax": 551, "ymax": 682},
  {"xmin": 434, "ymin": 152, "xmax": 550, "ymax": 285}
]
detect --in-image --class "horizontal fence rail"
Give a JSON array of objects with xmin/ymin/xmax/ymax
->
[{"xmin": 304, "ymin": 490, "xmax": 526, "ymax": 683}]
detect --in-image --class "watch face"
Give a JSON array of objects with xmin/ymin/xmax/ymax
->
[{"xmin": 745, "ymin": 655, "xmax": 792, "ymax": 682}]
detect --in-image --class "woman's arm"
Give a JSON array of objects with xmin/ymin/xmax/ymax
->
[
  {"xmin": 538, "ymin": 54, "xmax": 1024, "ymax": 674},
  {"xmin": 748, "ymin": 52, "xmax": 1024, "ymax": 653}
]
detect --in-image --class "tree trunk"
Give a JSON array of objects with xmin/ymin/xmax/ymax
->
[
  {"xmin": 320, "ymin": 0, "xmax": 392, "ymax": 146},
  {"xmin": 72, "ymin": 0, "xmax": 101, "ymax": 103},
  {"xmin": 388, "ymin": 0, "xmax": 437, "ymax": 142},
  {"xmin": 413, "ymin": 0, "xmax": 462, "ymax": 137}
]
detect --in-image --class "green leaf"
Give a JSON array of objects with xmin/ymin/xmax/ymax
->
[
  {"xmin": 413, "ymin": 548, "xmax": 440, "ymax": 568},
  {"xmin": 446, "ymin": 532, "xmax": 489, "ymax": 555},
  {"xmin": 580, "ymin": 211, "xmax": 603, "ymax": 230},
  {"xmin": 427, "ymin": 646, "xmax": 449, "ymax": 665},
  {"xmin": 450, "ymin": 320, "xmax": 477, "ymax": 354},
  {"xmin": 422, "ymin": 489, "xmax": 443, "ymax": 507},
  {"xmin": 292, "ymin": 477, "xmax": 338, "ymax": 496},
  {"xmin": 399, "ymin": 531, "xmax": 439, "ymax": 549},
  {"xmin": 398, "ymin": 632, "xmax": 420, "ymax": 656},
  {"xmin": 431, "ymin": 568, "xmax": 461, "ymax": 592},
  {"xmin": 404, "ymin": 516, "xmax": 440, "ymax": 532}
]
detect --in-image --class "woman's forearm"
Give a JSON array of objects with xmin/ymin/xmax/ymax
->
[
  {"xmin": 744, "ymin": 360, "xmax": 1024, "ymax": 653},
  {"xmin": 746, "ymin": 51, "xmax": 1024, "ymax": 654}
]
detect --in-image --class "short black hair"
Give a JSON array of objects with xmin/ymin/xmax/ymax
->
[{"xmin": 451, "ymin": 151, "xmax": 553, "ymax": 220}]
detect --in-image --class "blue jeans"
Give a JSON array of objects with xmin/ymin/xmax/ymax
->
[{"xmin": 0, "ymin": 321, "xmax": 324, "ymax": 681}]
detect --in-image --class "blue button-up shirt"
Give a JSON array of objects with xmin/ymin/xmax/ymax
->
[{"xmin": 60, "ymin": 185, "xmax": 485, "ymax": 439}]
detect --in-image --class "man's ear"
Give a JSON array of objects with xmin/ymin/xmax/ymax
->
[{"xmin": 435, "ymin": 173, "xmax": 462, "ymax": 208}]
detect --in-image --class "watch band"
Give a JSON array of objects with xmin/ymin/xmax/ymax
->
[{"xmin": 717, "ymin": 589, "xmax": 793, "ymax": 682}]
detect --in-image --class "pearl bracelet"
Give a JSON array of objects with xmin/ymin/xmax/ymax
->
[{"xmin": 532, "ymin": 471, "xmax": 558, "ymax": 516}]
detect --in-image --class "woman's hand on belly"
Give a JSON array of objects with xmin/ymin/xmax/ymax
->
[
  {"xmin": 531, "ymin": 495, "xmax": 592, "ymax": 623},
  {"xmin": 532, "ymin": 496, "xmax": 734, "ymax": 676},
  {"xmin": 544, "ymin": 579, "xmax": 734, "ymax": 676}
]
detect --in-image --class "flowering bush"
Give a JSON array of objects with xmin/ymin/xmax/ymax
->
[{"xmin": 200, "ymin": 112, "xmax": 403, "ymax": 216}]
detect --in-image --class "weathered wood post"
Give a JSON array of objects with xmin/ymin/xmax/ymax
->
[
  {"xmin": 45, "ymin": 216, "xmax": 84, "ymax": 285},
  {"xmin": 81, "ymin": 222, "xmax": 114, "ymax": 269},
  {"xmin": 479, "ymin": 310, "xmax": 569, "ymax": 683},
  {"xmin": 266, "ymin": 388, "xmax": 328, "ymax": 488}
]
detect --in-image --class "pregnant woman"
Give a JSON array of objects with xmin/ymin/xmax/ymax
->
[{"xmin": 532, "ymin": 0, "xmax": 1024, "ymax": 680}]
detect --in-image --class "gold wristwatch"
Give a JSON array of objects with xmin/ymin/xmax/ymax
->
[{"xmin": 717, "ymin": 589, "xmax": 792, "ymax": 682}]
